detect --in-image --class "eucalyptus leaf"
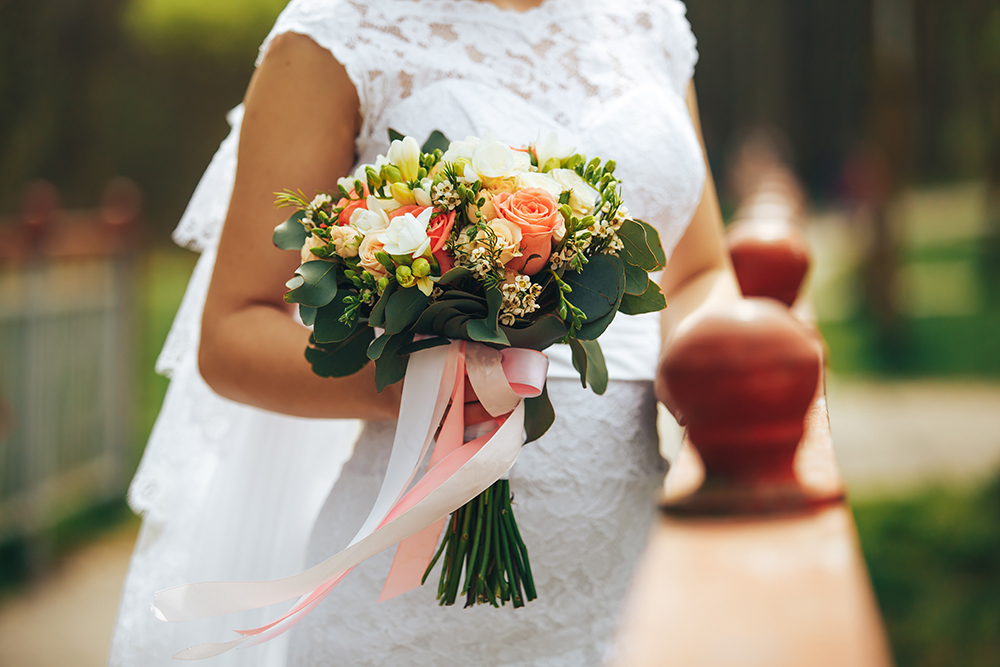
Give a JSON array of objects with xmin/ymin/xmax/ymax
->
[
  {"xmin": 439, "ymin": 289, "xmax": 486, "ymax": 303},
  {"xmin": 420, "ymin": 130, "xmax": 451, "ymax": 154},
  {"xmin": 524, "ymin": 383, "xmax": 555, "ymax": 443},
  {"xmin": 623, "ymin": 261, "xmax": 649, "ymax": 296},
  {"xmin": 305, "ymin": 329, "xmax": 374, "ymax": 378},
  {"xmin": 562, "ymin": 254, "xmax": 622, "ymax": 321},
  {"xmin": 388, "ymin": 128, "xmax": 405, "ymax": 143},
  {"xmin": 314, "ymin": 297, "xmax": 358, "ymax": 344},
  {"xmin": 299, "ymin": 305, "xmax": 317, "ymax": 327},
  {"xmin": 413, "ymin": 300, "xmax": 486, "ymax": 334},
  {"xmin": 384, "ymin": 287, "xmax": 429, "ymax": 334},
  {"xmin": 367, "ymin": 332, "xmax": 393, "ymax": 360},
  {"xmin": 569, "ymin": 337, "xmax": 588, "ymax": 389},
  {"xmin": 273, "ymin": 211, "xmax": 308, "ymax": 251},
  {"xmin": 576, "ymin": 255, "xmax": 626, "ymax": 340},
  {"xmin": 437, "ymin": 266, "xmax": 473, "ymax": 285},
  {"xmin": 618, "ymin": 219, "xmax": 660, "ymax": 272},
  {"xmin": 468, "ymin": 318, "xmax": 511, "ymax": 346},
  {"xmin": 369, "ymin": 281, "xmax": 398, "ymax": 328},
  {"xmin": 634, "ymin": 219, "xmax": 667, "ymax": 270},
  {"xmin": 619, "ymin": 279, "xmax": 667, "ymax": 316},
  {"xmin": 284, "ymin": 261, "xmax": 338, "ymax": 308},
  {"xmin": 580, "ymin": 339, "xmax": 608, "ymax": 394},
  {"xmin": 501, "ymin": 314, "xmax": 569, "ymax": 351},
  {"xmin": 443, "ymin": 314, "xmax": 472, "ymax": 339},
  {"xmin": 374, "ymin": 332, "xmax": 414, "ymax": 391}
]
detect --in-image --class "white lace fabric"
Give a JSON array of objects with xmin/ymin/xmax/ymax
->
[{"xmin": 111, "ymin": 1, "xmax": 701, "ymax": 665}]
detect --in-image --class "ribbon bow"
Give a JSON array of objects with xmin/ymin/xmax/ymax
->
[{"xmin": 153, "ymin": 340, "xmax": 547, "ymax": 659}]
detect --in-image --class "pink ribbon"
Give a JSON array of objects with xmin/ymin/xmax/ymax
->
[{"xmin": 156, "ymin": 340, "xmax": 547, "ymax": 660}]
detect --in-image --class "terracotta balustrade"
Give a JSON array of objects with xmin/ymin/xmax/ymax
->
[{"xmin": 610, "ymin": 173, "xmax": 892, "ymax": 666}]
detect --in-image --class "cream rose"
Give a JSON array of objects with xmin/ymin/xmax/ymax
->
[
  {"xmin": 549, "ymin": 168, "xmax": 600, "ymax": 216},
  {"xmin": 358, "ymin": 233, "xmax": 389, "ymax": 279},
  {"xmin": 328, "ymin": 225, "xmax": 361, "ymax": 259},
  {"xmin": 350, "ymin": 204, "xmax": 390, "ymax": 235},
  {"xmin": 300, "ymin": 234, "xmax": 326, "ymax": 263}
]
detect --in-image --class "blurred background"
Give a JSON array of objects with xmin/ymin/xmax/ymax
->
[{"xmin": 0, "ymin": 0, "xmax": 999, "ymax": 665}]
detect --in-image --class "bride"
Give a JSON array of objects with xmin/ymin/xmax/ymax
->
[{"xmin": 109, "ymin": 0, "xmax": 742, "ymax": 664}]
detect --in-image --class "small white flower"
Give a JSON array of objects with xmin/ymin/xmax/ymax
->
[
  {"xmin": 310, "ymin": 193, "xmax": 332, "ymax": 209},
  {"xmin": 378, "ymin": 207, "xmax": 433, "ymax": 257}
]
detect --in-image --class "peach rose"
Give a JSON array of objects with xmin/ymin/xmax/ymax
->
[
  {"xmin": 336, "ymin": 196, "xmax": 368, "ymax": 226},
  {"xmin": 493, "ymin": 187, "xmax": 562, "ymax": 275},
  {"xmin": 358, "ymin": 233, "xmax": 389, "ymax": 279},
  {"xmin": 426, "ymin": 210, "xmax": 457, "ymax": 254}
]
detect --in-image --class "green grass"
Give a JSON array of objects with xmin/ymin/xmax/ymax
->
[{"xmin": 854, "ymin": 476, "xmax": 1000, "ymax": 667}]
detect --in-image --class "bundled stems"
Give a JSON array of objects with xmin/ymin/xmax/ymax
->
[{"xmin": 423, "ymin": 479, "xmax": 536, "ymax": 608}]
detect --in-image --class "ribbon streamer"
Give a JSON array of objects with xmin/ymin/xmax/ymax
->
[{"xmin": 154, "ymin": 340, "xmax": 547, "ymax": 660}]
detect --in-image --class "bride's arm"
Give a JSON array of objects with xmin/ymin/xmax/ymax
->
[
  {"xmin": 199, "ymin": 33, "xmax": 402, "ymax": 420},
  {"xmin": 655, "ymin": 84, "xmax": 743, "ymax": 413}
]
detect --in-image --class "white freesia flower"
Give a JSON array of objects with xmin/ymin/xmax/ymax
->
[
  {"xmin": 550, "ymin": 168, "xmax": 600, "ymax": 215},
  {"xmin": 350, "ymin": 204, "xmax": 390, "ymax": 234},
  {"xmin": 441, "ymin": 136, "xmax": 479, "ymax": 163},
  {"xmin": 387, "ymin": 136, "xmax": 421, "ymax": 181},
  {"xmin": 516, "ymin": 171, "xmax": 563, "ymax": 198},
  {"xmin": 367, "ymin": 194, "xmax": 400, "ymax": 215},
  {"xmin": 471, "ymin": 131, "xmax": 526, "ymax": 181},
  {"xmin": 378, "ymin": 207, "xmax": 433, "ymax": 257},
  {"xmin": 310, "ymin": 193, "xmax": 332, "ymax": 209},
  {"xmin": 414, "ymin": 177, "xmax": 433, "ymax": 207},
  {"xmin": 535, "ymin": 132, "xmax": 575, "ymax": 169}
]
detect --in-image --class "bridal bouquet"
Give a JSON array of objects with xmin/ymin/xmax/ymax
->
[
  {"xmin": 274, "ymin": 130, "xmax": 667, "ymax": 604},
  {"xmin": 153, "ymin": 130, "xmax": 666, "ymax": 659}
]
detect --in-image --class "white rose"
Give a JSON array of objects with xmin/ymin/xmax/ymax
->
[
  {"xmin": 485, "ymin": 218, "xmax": 523, "ymax": 266},
  {"xmin": 328, "ymin": 225, "xmax": 362, "ymax": 258},
  {"xmin": 350, "ymin": 204, "xmax": 390, "ymax": 234},
  {"xmin": 387, "ymin": 136, "xmax": 421, "ymax": 182},
  {"xmin": 535, "ymin": 132, "xmax": 575, "ymax": 169},
  {"xmin": 515, "ymin": 171, "xmax": 562, "ymax": 199},
  {"xmin": 378, "ymin": 207, "xmax": 433, "ymax": 257},
  {"xmin": 549, "ymin": 168, "xmax": 599, "ymax": 215},
  {"xmin": 300, "ymin": 234, "xmax": 326, "ymax": 263}
]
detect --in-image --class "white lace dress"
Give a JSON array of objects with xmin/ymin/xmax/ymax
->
[{"xmin": 108, "ymin": 0, "xmax": 704, "ymax": 665}]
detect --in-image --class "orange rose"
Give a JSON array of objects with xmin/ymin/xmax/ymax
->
[
  {"xmin": 335, "ymin": 184, "xmax": 370, "ymax": 226},
  {"xmin": 426, "ymin": 210, "xmax": 457, "ymax": 254},
  {"xmin": 493, "ymin": 188, "xmax": 561, "ymax": 275}
]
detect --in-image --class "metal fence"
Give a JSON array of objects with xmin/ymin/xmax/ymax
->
[{"xmin": 0, "ymin": 180, "xmax": 139, "ymax": 545}]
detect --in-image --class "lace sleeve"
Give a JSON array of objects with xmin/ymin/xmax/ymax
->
[{"xmin": 654, "ymin": 0, "xmax": 699, "ymax": 97}]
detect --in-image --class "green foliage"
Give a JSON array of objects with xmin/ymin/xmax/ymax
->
[
  {"xmin": 373, "ymin": 332, "xmax": 414, "ymax": 391},
  {"xmin": 619, "ymin": 278, "xmax": 667, "ymax": 316},
  {"xmin": 313, "ymin": 297, "xmax": 358, "ymax": 344},
  {"xmin": 283, "ymin": 261, "xmax": 338, "ymax": 308},
  {"xmin": 305, "ymin": 329, "xmax": 374, "ymax": 378},
  {"xmin": 383, "ymin": 286, "xmax": 429, "ymax": 335},
  {"xmin": 272, "ymin": 211, "xmax": 308, "ymax": 250},
  {"xmin": 854, "ymin": 476, "xmax": 1000, "ymax": 667}
]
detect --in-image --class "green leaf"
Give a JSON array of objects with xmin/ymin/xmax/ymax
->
[
  {"xmin": 576, "ymin": 255, "xmax": 626, "ymax": 340},
  {"xmin": 562, "ymin": 254, "xmax": 623, "ymax": 321},
  {"xmin": 623, "ymin": 261, "xmax": 649, "ymax": 296},
  {"xmin": 439, "ymin": 289, "xmax": 486, "ymax": 303},
  {"xmin": 305, "ymin": 329, "xmax": 374, "ymax": 378},
  {"xmin": 369, "ymin": 281, "xmax": 398, "ymax": 328},
  {"xmin": 384, "ymin": 287, "xmax": 429, "ymax": 335},
  {"xmin": 413, "ymin": 300, "xmax": 486, "ymax": 334},
  {"xmin": 273, "ymin": 211, "xmax": 308, "ymax": 250},
  {"xmin": 568, "ymin": 337, "xmax": 588, "ymax": 389},
  {"xmin": 313, "ymin": 297, "xmax": 358, "ymax": 344},
  {"xmin": 619, "ymin": 279, "xmax": 667, "ymax": 315},
  {"xmin": 388, "ymin": 128, "xmax": 405, "ymax": 143},
  {"xmin": 374, "ymin": 332, "xmax": 414, "ymax": 391},
  {"xmin": 398, "ymin": 337, "xmax": 451, "ymax": 356},
  {"xmin": 421, "ymin": 130, "xmax": 451, "ymax": 154},
  {"xmin": 437, "ymin": 266, "xmax": 473, "ymax": 285},
  {"xmin": 618, "ymin": 219, "xmax": 660, "ymax": 272},
  {"xmin": 367, "ymin": 332, "xmax": 393, "ymax": 360},
  {"xmin": 501, "ymin": 314, "xmax": 569, "ymax": 351},
  {"xmin": 580, "ymin": 339, "xmax": 608, "ymax": 394},
  {"xmin": 284, "ymin": 261, "xmax": 338, "ymax": 308},
  {"xmin": 524, "ymin": 383, "xmax": 555, "ymax": 443},
  {"xmin": 299, "ymin": 305, "xmax": 317, "ymax": 327},
  {"xmin": 468, "ymin": 318, "xmax": 511, "ymax": 345},
  {"xmin": 443, "ymin": 314, "xmax": 472, "ymax": 339},
  {"xmin": 634, "ymin": 219, "xmax": 667, "ymax": 270}
]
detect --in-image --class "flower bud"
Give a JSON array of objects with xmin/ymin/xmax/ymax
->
[
  {"xmin": 411, "ymin": 257, "xmax": 431, "ymax": 278},
  {"xmin": 382, "ymin": 164, "xmax": 403, "ymax": 183},
  {"xmin": 395, "ymin": 265, "xmax": 416, "ymax": 288},
  {"xmin": 390, "ymin": 182, "xmax": 416, "ymax": 206},
  {"xmin": 377, "ymin": 276, "xmax": 390, "ymax": 293},
  {"xmin": 365, "ymin": 167, "xmax": 382, "ymax": 192},
  {"xmin": 542, "ymin": 157, "xmax": 561, "ymax": 173}
]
